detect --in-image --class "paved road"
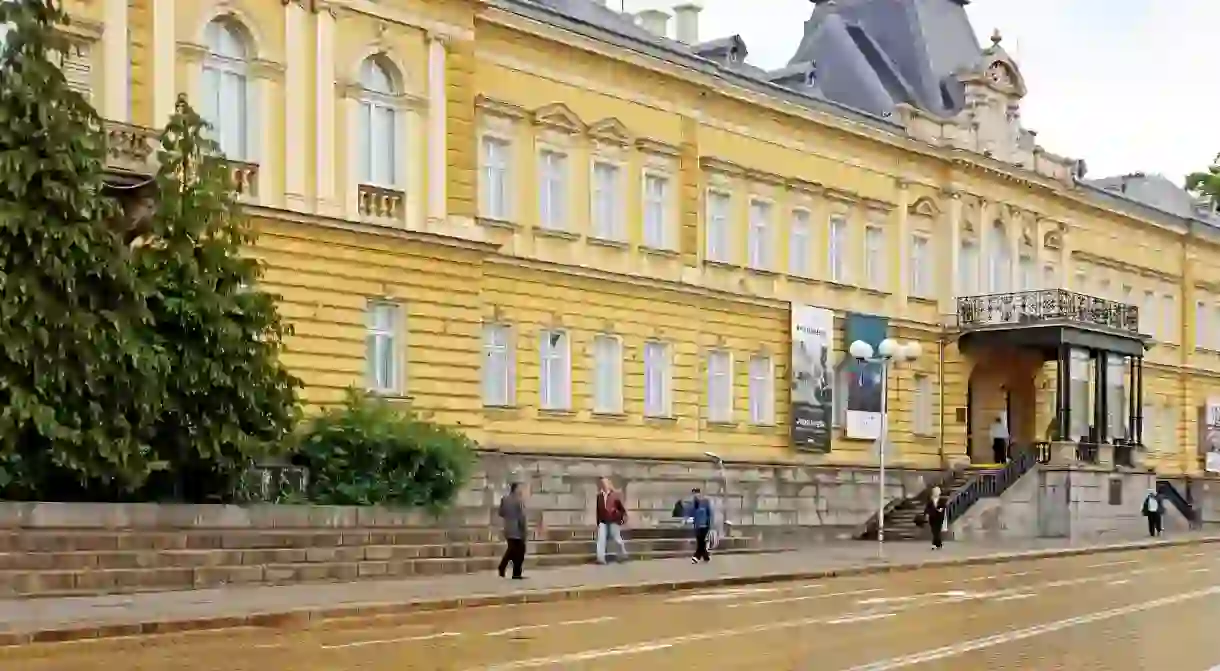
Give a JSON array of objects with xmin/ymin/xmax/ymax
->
[{"xmin": 5, "ymin": 544, "xmax": 1220, "ymax": 670}]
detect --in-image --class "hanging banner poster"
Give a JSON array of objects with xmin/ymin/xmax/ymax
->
[
  {"xmin": 844, "ymin": 313, "xmax": 889, "ymax": 440},
  {"xmin": 1201, "ymin": 398, "xmax": 1220, "ymax": 473},
  {"xmin": 791, "ymin": 303, "xmax": 834, "ymax": 453}
]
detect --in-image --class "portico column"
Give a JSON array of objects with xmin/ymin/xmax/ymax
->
[
  {"xmin": 426, "ymin": 32, "xmax": 449, "ymax": 227},
  {"xmin": 1135, "ymin": 357, "xmax": 1144, "ymax": 445},
  {"xmin": 1092, "ymin": 351, "xmax": 1106, "ymax": 443},
  {"xmin": 1057, "ymin": 344, "xmax": 1071, "ymax": 441},
  {"xmin": 1128, "ymin": 355, "xmax": 1136, "ymax": 442}
]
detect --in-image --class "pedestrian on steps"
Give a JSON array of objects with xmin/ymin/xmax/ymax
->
[
  {"xmin": 990, "ymin": 414, "xmax": 1009, "ymax": 464},
  {"xmin": 1141, "ymin": 488, "xmax": 1164, "ymax": 538},
  {"xmin": 497, "ymin": 481, "xmax": 528, "ymax": 580},
  {"xmin": 925, "ymin": 486, "xmax": 947, "ymax": 550},
  {"xmin": 688, "ymin": 488, "xmax": 713, "ymax": 563},
  {"xmin": 595, "ymin": 477, "xmax": 630, "ymax": 564}
]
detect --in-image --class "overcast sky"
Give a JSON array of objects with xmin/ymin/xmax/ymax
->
[{"xmin": 621, "ymin": 0, "xmax": 1220, "ymax": 184}]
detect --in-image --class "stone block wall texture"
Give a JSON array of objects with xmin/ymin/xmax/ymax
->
[{"xmin": 1037, "ymin": 468, "xmax": 1154, "ymax": 540}]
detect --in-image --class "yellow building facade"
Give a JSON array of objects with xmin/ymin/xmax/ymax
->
[{"xmin": 56, "ymin": 0, "xmax": 1220, "ymax": 481}]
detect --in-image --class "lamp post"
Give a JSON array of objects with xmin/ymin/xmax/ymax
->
[
  {"xmin": 704, "ymin": 451, "xmax": 730, "ymax": 546},
  {"xmin": 849, "ymin": 337, "xmax": 922, "ymax": 559}
]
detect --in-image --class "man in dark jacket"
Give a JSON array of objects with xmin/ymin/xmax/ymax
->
[
  {"xmin": 687, "ymin": 488, "xmax": 713, "ymax": 563},
  {"xmin": 1141, "ymin": 488, "xmax": 1164, "ymax": 538},
  {"xmin": 497, "ymin": 481, "xmax": 528, "ymax": 579}
]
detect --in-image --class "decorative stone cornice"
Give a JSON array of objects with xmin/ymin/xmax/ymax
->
[
  {"xmin": 587, "ymin": 117, "xmax": 632, "ymax": 147},
  {"xmin": 699, "ymin": 156, "xmax": 745, "ymax": 177},
  {"xmin": 784, "ymin": 177, "xmax": 823, "ymax": 196},
  {"xmin": 475, "ymin": 95, "xmax": 528, "ymax": 120},
  {"xmin": 908, "ymin": 196, "xmax": 941, "ymax": 217},
  {"xmin": 531, "ymin": 102, "xmax": 584, "ymax": 134},
  {"xmin": 635, "ymin": 137, "xmax": 681, "ymax": 157}
]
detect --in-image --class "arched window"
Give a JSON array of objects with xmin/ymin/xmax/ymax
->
[
  {"xmin": 357, "ymin": 56, "xmax": 400, "ymax": 187},
  {"xmin": 201, "ymin": 18, "xmax": 252, "ymax": 161},
  {"xmin": 988, "ymin": 221, "xmax": 1011, "ymax": 293}
]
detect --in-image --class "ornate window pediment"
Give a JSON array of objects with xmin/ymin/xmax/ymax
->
[
  {"xmin": 532, "ymin": 102, "xmax": 584, "ymax": 134},
  {"xmin": 587, "ymin": 117, "xmax": 632, "ymax": 147},
  {"xmin": 908, "ymin": 196, "xmax": 940, "ymax": 218}
]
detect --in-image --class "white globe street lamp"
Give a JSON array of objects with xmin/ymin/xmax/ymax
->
[{"xmin": 850, "ymin": 338, "xmax": 922, "ymax": 558}]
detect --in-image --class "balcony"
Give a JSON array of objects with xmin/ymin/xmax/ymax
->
[
  {"xmin": 103, "ymin": 120, "xmax": 158, "ymax": 183},
  {"xmin": 957, "ymin": 289, "xmax": 1140, "ymax": 333}
]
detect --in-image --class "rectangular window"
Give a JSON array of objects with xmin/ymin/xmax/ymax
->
[
  {"xmin": 1197, "ymin": 301, "xmax": 1208, "ymax": 350},
  {"xmin": 789, "ymin": 209, "xmax": 811, "ymax": 277},
  {"xmin": 591, "ymin": 161, "xmax": 623, "ymax": 240},
  {"xmin": 538, "ymin": 329, "xmax": 571, "ymax": 410},
  {"xmin": 538, "ymin": 149, "xmax": 568, "ymax": 230},
  {"xmin": 592, "ymin": 334, "xmax": 623, "ymax": 414},
  {"xmin": 365, "ymin": 301, "xmax": 402, "ymax": 394},
  {"xmin": 60, "ymin": 44, "xmax": 93, "ymax": 100},
  {"xmin": 644, "ymin": 341, "xmax": 671, "ymax": 418},
  {"xmin": 642, "ymin": 173, "xmax": 670, "ymax": 249},
  {"xmin": 1162, "ymin": 293, "xmax": 1175, "ymax": 342},
  {"xmin": 748, "ymin": 354, "xmax": 774, "ymax": 425},
  {"xmin": 1212, "ymin": 305, "xmax": 1220, "ymax": 350},
  {"xmin": 480, "ymin": 136, "xmax": 511, "ymax": 220},
  {"xmin": 707, "ymin": 350, "xmax": 733, "ymax": 423},
  {"xmin": 481, "ymin": 323, "xmax": 514, "ymax": 407},
  {"xmin": 957, "ymin": 241, "xmax": 978, "ymax": 296},
  {"xmin": 706, "ymin": 191, "xmax": 731, "ymax": 263},
  {"xmin": 910, "ymin": 235, "xmax": 931, "ymax": 297},
  {"xmin": 913, "ymin": 374, "xmax": 932, "ymax": 435},
  {"xmin": 864, "ymin": 225, "xmax": 885, "ymax": 290},
  {"xmin": 828, "ymin": 215, "xmax": 847, "ymax": 282},
  {"xmin": 1018, "ymin": 255, "xmax": 1035, "ymax": 291},
  {"xmin": 747, "ymin": 199, "xmax": 772, "ymax": 270},
  {"xmin": 1074, "ymin": 270, "xmax": 1088, "ymax": 293},
  {"xmin": 1043, "ymin": 263, "xmax": 1058, "ymax": 290}
]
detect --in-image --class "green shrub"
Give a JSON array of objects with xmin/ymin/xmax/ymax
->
[{"xmin": 294, "ymin": 390, "xmax": 477, "ymax": 510}]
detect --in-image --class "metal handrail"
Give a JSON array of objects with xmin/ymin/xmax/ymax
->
[
  {"xmin": 1156, "ymin": 479, "xmax": 1200, "ymax": 528},
  {"xmin": 946, "ymin": 447, "xmax": 1037, "ymax": 526},
  {"xmin": 956, "ymin": 289, "xmax": 1139, "ymax": 333}
]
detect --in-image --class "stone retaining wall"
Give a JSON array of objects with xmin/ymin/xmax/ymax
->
[{"xmin": 0, "ymin": 454, "xmax": 941, "ymax": 535}]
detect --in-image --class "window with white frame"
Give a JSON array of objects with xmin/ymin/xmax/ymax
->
[
  {"xmin": 643, "ymin": 341, "xmax": 671, "ymax": 417},
  {"xmin": 909, "ymin": 234, "xmax": 931, "ymax": 297},
  {"xmin": 1043, "ymin": 263, "xmax": 1058, "ymax": 290},
  {"xmin": 707, "ymin": 350, "xmax": 733, "ymax": 423},
  {"xmin": 1196, "ymin": 301, "xmax": 1208, "ymax": 350},
  {"xmin": 748, "ymin": 354, "xmax": 774, "ymax": 425},
  {"xmin": 592, "ymin": 334, "xmax": 623, "ymax": 414},
  {"xmin": 642, "ymin": 173, "xmax": 670, "ymax": 249},
  {"xmin": 706, "ymin": 191, "xmax": 731, "ymax": 263},
  {"xmin": 1212, "ymin": 305, "xmax": 1220, "ymax": 349},
  {"xmin": 365, "ymin": 301, "xmax": 402, "ymax": 394},
  {"xmin": 201, "ymin": 18, "xmax": 253, "ymax": 161},
  {"xmin": 789, "ymin": 209, "xmax": 811, "ymax": 276},
  {"xmin": 480, "ymin": 135, "xmax": 512, "ymax": 220},
  {"xmin": 828, "ymin": 215, "xmax": 847, "ymax": 282},
  {"xmin": 356, "ymin": 57, "xmax": 400, "ymax": 187},
  {"xmin": 1074, "ymin": 270, "xmax": 1088, "ymax": 293},
  {"xmin": 481, "ymin": 323, "xmax": 514, "ymax": 407},
  {"xmin": 1018, "ymin": 255, "xmax": 1035, "ymax": 291},
  {"xmin": 1141, "ymin": 290, "xmax": 1156, "ymax": 337},
  {"xmin": 832, "ymin": 360, "xmax": 850, "ymax": 427},
  {"xmin": 537, "ymin": 149, "xmax": 568, "ymax": 230},
  {"xmin": 1121, "ymin": 285, "xmax": 1132, "ymax": 310},
  {"xmin": 538, "ymin": 329, "xmax": 570, "ymax": 410},
  {"xmin": 957, "ymin": 240, "xmax": 978, "ymax": 296},
  {"xmin": 591, "ymin": 161, "xmax": 624, "ymax": 240},
  {"xmin": 864, "ymin": 225, "xmax": 885, "ymax": 290},
  {"xmin": 987, "ymin": 222, "xmax": 1011, "ymax": 293},
  {"xmin": 1162, "ymin": 293, "xmax": 1176, "ymax": 342},
  {"xmin": 747, "ymin": 199, "xmax": 772, "ymax": 270},
  {"xmin": 913, "ymin": 374, "xmax": 932, "ymax": 435}
]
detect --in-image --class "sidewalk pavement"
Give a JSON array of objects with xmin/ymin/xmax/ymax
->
[{"xmin": 1, "ymin": 532, "xmax": 1216, "ymax": 646}]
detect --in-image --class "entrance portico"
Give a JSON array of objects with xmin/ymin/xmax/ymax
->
[{"xmin": 957, "ymin": 289, "xmax": 1149, "ymax": 467}]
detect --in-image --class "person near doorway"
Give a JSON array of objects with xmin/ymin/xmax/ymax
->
[
  {"xmin": 1141, "ymin": 488, "xmax": 1164, "ymax": 538},
  {"xmin": 990, "ymin": 414, "xmax": 1009, "ymax": 464},
  {"xmin": 925, "ymin": 486, "xmax": 947, "ymax": 550},
  {"xmin": 688, "ymin": 488, "xmax": 713, "ymax": 563},
  {"xmin": 595, "ymin": 477, "xmax": 630, "ymax": 564},
  {"xmin": 497, "ymin": 481, "xmax": 528, "ymax": 579}
]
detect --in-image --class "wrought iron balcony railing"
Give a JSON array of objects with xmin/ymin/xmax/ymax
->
[{"xmin": 957, "ymin": 289, "xmax": 1140, "ymax": 333}]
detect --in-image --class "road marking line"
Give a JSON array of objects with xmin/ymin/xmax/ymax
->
[
  {"xmin": 1085, "ymin": 559, "xmax": 1139, "ymax": 568},
  {"xmin": 1184, "ymin": 552, "xmax": 1207, "ymax": 558},
  {"xmin": 728, "ymin": 588, "xmax": 882, "ymax": 608},
  {"xmin": 961, "ymin": 570, "xmax": 1032, "ymax": 582},
  {"xmin": 827, "ymin": 613, "xmax": 896, "ymax": 625},
  {"xmin": 485, "ymin": 617, "xmax": 616, "ymax": 637},
  {"xmin": 836, "ymin": 585, "xmax": 1220, "ymax": 671},
  {"xmin": 994, "ymin": 593, "xmax": 1036, "ymax": 602},
  {"xmin": 322, "ymin": 631, "xmax": 460, "ymax": 650},
  {"xmin": 1191, "ymin": 568, "xmax": 1211, "ymax": 573},
  {"xmin": 1108, "ymin": 579, "xmax": 1131, "ymax": 586}
]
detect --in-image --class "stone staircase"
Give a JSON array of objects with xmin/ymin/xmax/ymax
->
[
  {"xmin": 875, "ymin": 470, "xmax": 976, "ymax": 541},
  {"xmin": 0, "ymin": 524, "xmax": 771, "ymax": 598}
]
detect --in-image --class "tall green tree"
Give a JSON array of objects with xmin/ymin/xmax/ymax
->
[
  {"xmin": 0, "ymin": 0, "xmax": 165, "ymax": 497},
  {"xmin": 1186, "ymin": 154, "xmax": 1220, "ymax": 211},
  {"xmin": 137, "ymin": 95, "xmax": 302, "ymax": 501}
]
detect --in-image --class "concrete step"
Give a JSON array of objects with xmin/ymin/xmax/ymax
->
[
  {"xmin": 0, "ymin": 545, "xmax": 781, "ymax": 597},
  {"xmin": 0, "ymin": 535, "xmax": 757, "ymax": 572}
]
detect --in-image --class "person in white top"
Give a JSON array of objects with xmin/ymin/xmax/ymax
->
[{"xmin": 989, "ymin": 415, "xmax": 1009, "ymax": 464}]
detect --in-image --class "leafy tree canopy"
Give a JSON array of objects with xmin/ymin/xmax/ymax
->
[{"xmin": 1186, "ymin": 154, "xmax": 1220, "ymax": 210}]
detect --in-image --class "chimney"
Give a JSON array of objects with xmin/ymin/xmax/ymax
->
[
  {"xmin": 636, "ymin": 9, "xmax": 670, "ymax": 38},
  {"xmin": 673, "ymin": 3, "xmax": 702, "ymax": 44}
]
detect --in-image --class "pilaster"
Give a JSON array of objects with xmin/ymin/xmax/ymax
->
[
  {"xmin": 943, "ymin": 189, "xmax": 962, "ymax": 315},
  {"xmin": 444, "ymin": 36, "xmax": 478, "ymax": 222},
  {"xmin": 894, "ymin": 178, "xmax": 910, "ymax": 306},
  {"xmin": 977, "ymin": 198, "xmax": 992, "ymax": 292},
  {"xmin": 315, "ymin": 4, "xmax": 338, "ymax": 215},
  {"xmin": 428, "ymin": 32, "xmax": 449, "ymax": 226},
  {"xmin": 678, "ymin": 115, "xmax": 700, "ymax": 267},
  {"xmin": 151, "ymin": 0, "xmax": 174, "ymax": 127},
  {"xmin": 102, "ymin": 0, "xmax": 129, "ymax": 121},
  {"xmin": 283, "ymin": 0, "xmax": 309, "ymax": 210}
]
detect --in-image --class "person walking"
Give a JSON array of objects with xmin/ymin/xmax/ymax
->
[
  {"xmin": 990, "ymin": 414, "xmax": 1009, "ymax": 464},
  {"xmin": 595, "ymin": 477, "xmax": 630, "ymax": 564},
  {"xmin": 688, "ymin": 488, "xmax": 713, "ymax": 563},
  {"xmin": 925, "ymin": 486, "xmax": 947, "ymax": 550},
  {"xmin": 1141, "ymin": 488, "xmax": 1164, "ymax": 538},
  {"xmin": 497, "ymin": 481, "xmax": 528, "ymax": 579}
]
